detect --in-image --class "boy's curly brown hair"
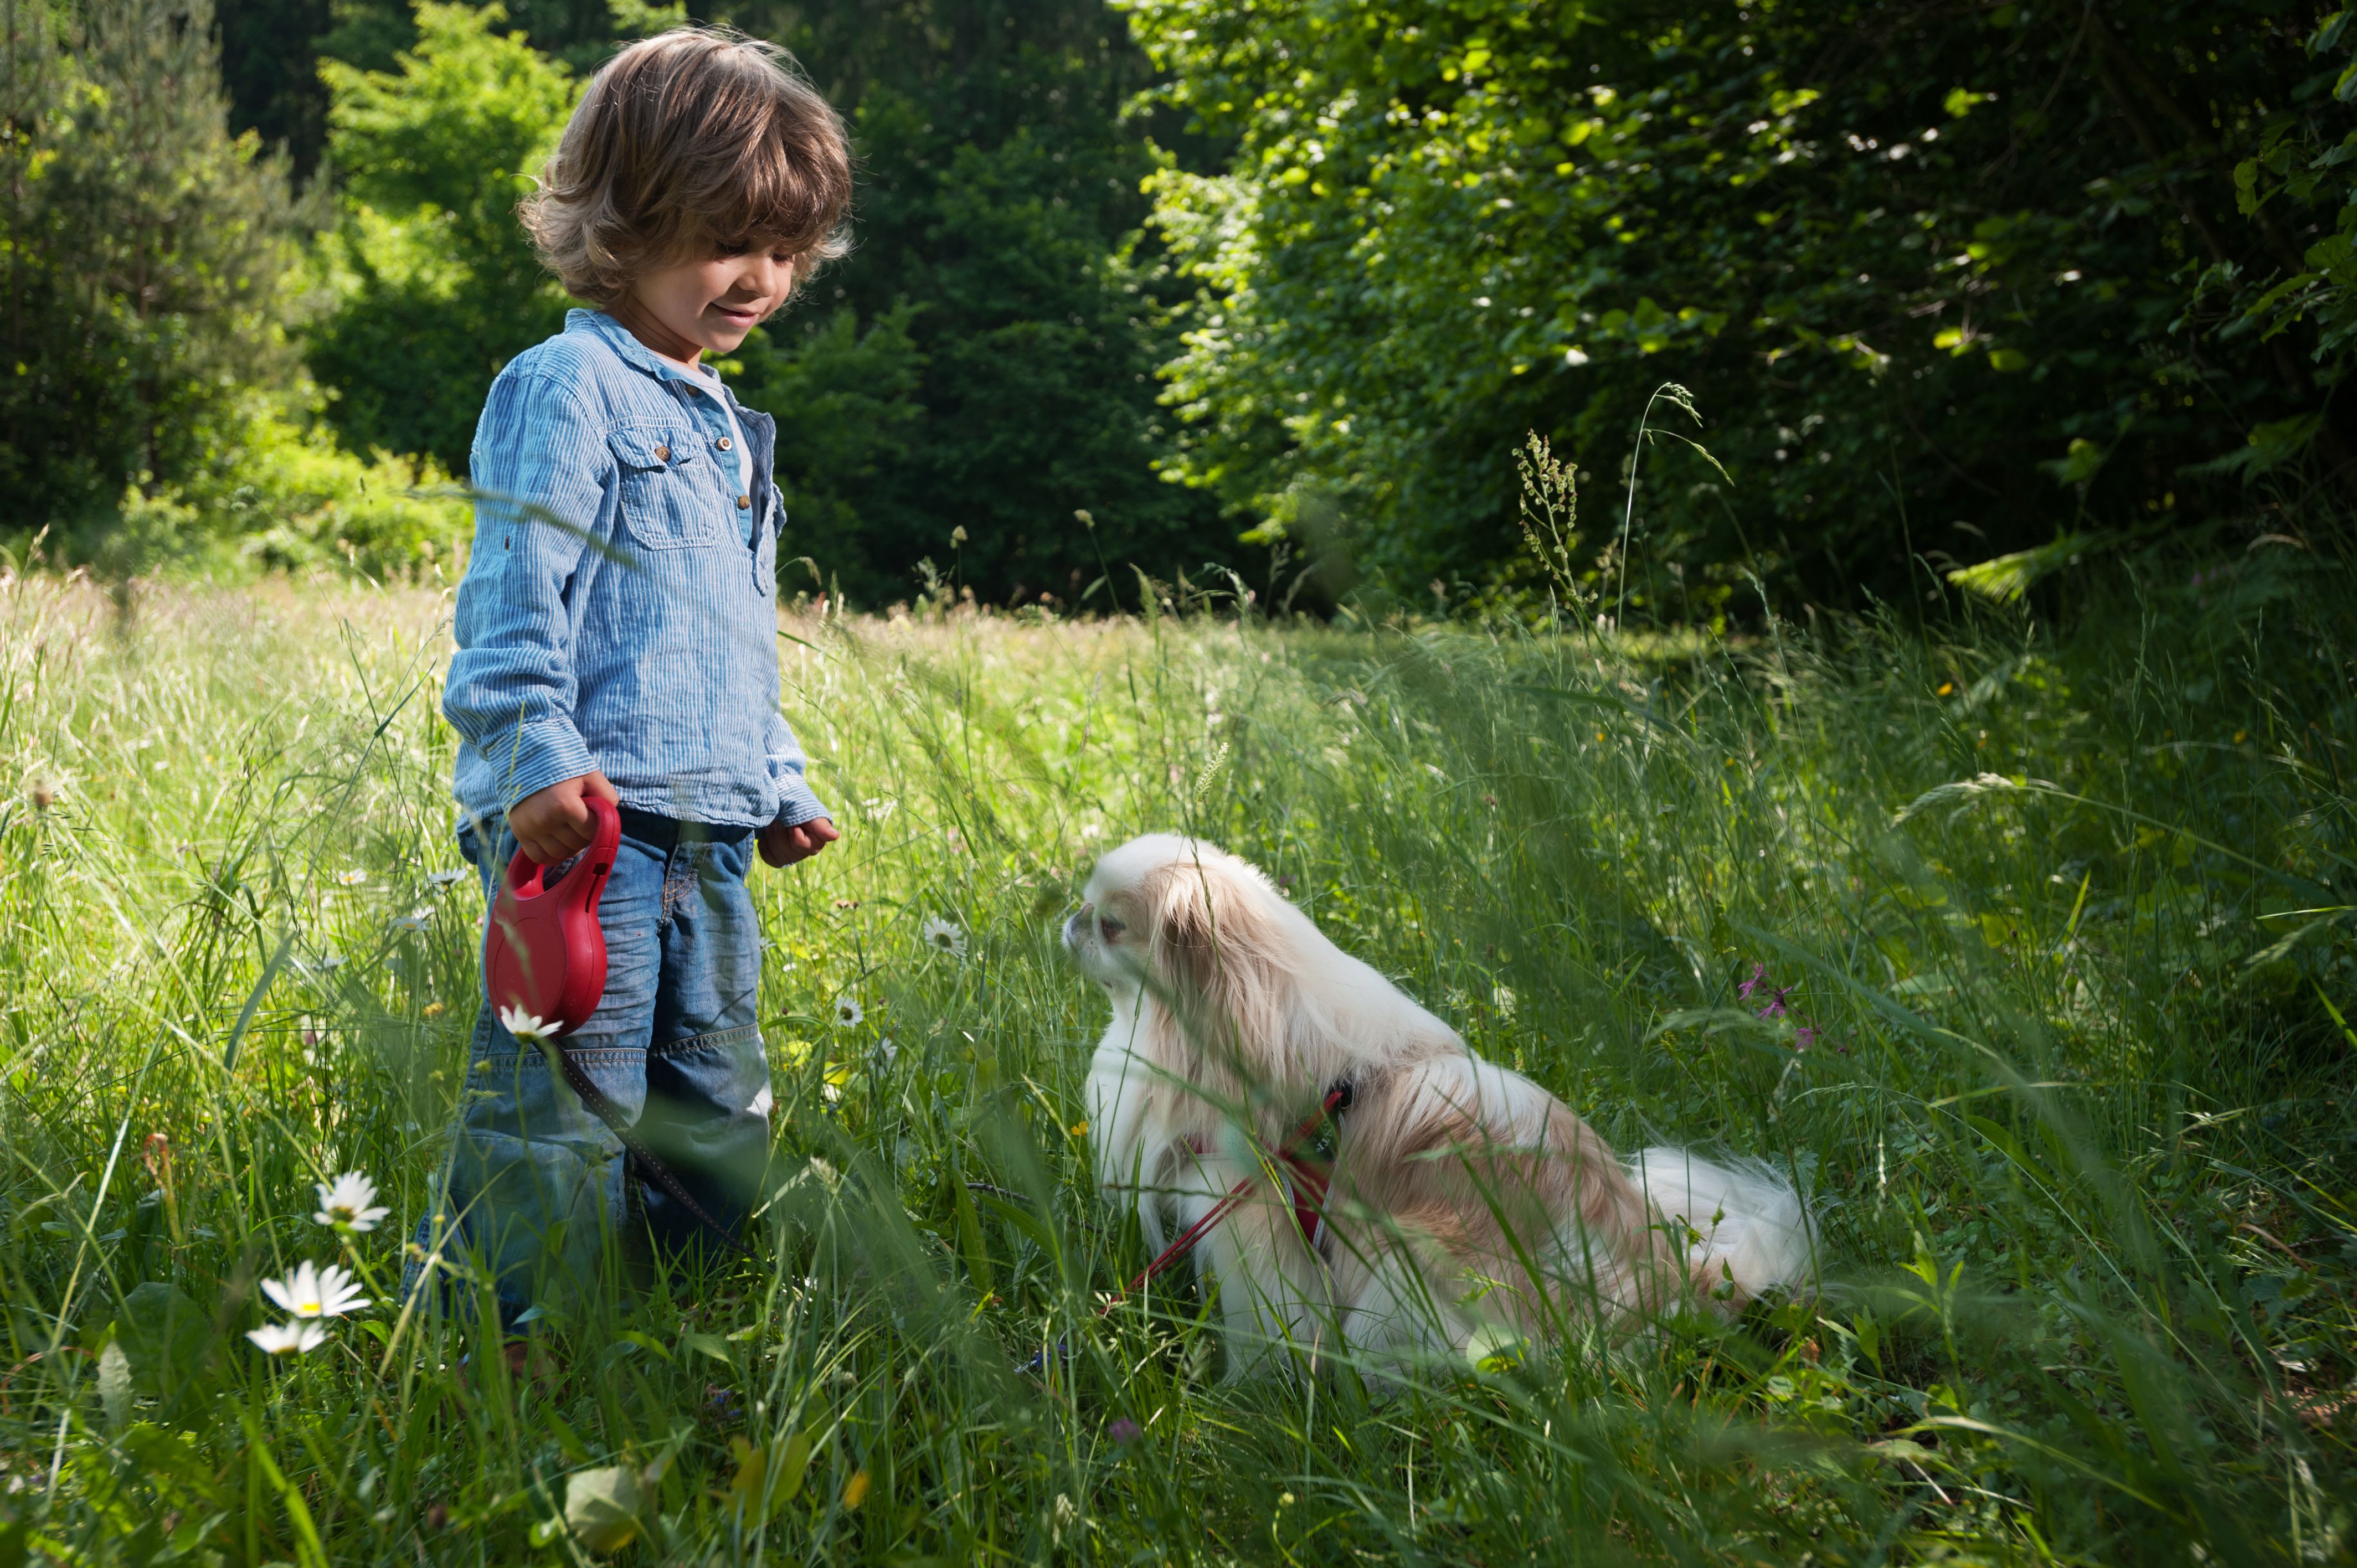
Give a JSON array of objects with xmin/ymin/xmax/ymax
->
[{"xmin": 523, "ymin": 28, "xmax": 852, "ymax": 306}]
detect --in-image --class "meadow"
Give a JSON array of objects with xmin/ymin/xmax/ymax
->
[{"xmin": 0, "ymin": 554, "xmax": 2351, "ymax": 1564}]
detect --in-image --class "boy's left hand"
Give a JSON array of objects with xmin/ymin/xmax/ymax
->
[{"xmin": 759, "ymin": 816, "xmax": 840, "ymax": 868}]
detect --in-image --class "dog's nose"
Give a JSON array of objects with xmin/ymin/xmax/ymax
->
[{"xmin": 1063, "ymin": 903, "xmax": 1093, "ymax": 945}]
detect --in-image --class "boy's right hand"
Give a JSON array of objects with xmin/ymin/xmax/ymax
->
[{"xmin": 510, "ymin": 771, "xmax": 620, "ymax": 865}]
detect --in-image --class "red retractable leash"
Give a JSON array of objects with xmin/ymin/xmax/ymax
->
[
  {"xmin": 1096, "ymin": 1082, "xmax": 1353, "ymax": 1317},
  {"xmin": 481, "ymin": 797, "xmax": 751, "ymax": 1258},
  {"xmin": 485, "ymin": 796, "xmax": 621, "ymax": 1036}
]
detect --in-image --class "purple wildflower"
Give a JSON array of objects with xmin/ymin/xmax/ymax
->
[
  {"xmin": 1738, "ymin": 963, "xmax": 1766, "ymax": 1002},
  {"xmin": 1794, "ymin": 1025, "xmax": 1818, "ymax": 1051},
  {"xmin": 1107, "ymin": 1417, "xmax": 1142, "ymax": 1444}
]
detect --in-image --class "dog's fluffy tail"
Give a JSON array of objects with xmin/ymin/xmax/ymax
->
[{"xmin": 1627, "ymin": 1147, "xmax": 1815, "ymax": 1306}]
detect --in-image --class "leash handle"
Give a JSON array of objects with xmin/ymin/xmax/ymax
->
[
  {"xmin": 1099, "ymin": 1084, "xmax": 1350, "ymax": 1316},
  {"xmin": 537, "ymin": 1038, "xmax": 755, "ymax": 1260}
]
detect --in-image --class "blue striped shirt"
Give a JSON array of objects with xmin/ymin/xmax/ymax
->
[{"xmin": 444, "ymin": 308, "xmax": 828, "ymax": 831}]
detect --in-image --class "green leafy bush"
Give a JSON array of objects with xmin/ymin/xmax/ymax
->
[
  {"xmin": 306, "ymin": 1, "xmax": 577, "ymax": 474},
  {"xmin": 1128, "ymin": 0, "xmax": 2349, "ymax": 608}
]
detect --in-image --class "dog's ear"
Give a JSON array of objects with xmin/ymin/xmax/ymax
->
[
  {"xmin": 1147, "ymin": 862, "xmax": 1217, "ymax": 997},
  {"xmin": 1145, "ymin": 854, "xmax": 1288, "ymax": 1056}
]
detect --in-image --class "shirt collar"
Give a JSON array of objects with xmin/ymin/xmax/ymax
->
[{"xmin": 569, "ymin": 308, "xmax": 737, "ymax": 403}]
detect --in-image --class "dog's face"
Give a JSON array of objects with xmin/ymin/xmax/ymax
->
[
  {"xmin": 1061, "ymin": 833, "xmax": 1195, "ymax": 993},
  {"xmin": 1063, "ymin": 834, "xmax": 1295, "ymax": 1050}
]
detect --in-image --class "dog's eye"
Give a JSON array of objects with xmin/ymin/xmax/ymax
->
[{"xmin": 1097, "ymin": 916, "xmax": 1126, "ymax": 942}]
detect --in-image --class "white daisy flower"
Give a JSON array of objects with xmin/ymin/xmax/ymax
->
[
  {"xmin": 498, "ymin": 1004, "xmax": 557, "ymax": 1043},
  {"xmin": 260, "ymin": 1261, "xmax": 368, "ymax": 1320},
  {"xmin": 313, "ymin": 952, "xmax": 345, "ymax": 973},
  {"xmin": 832, "ymin": 996, "xmax": 864, "ymax": 1029},
  {"xmin": 873, "ymin": 1038, "xmax": 898, "ymax": 1069},
  {"xmin": 334, "ymin": 869, "xmax": 368, "ymax": 886},
  {"xmin": 313, "ymin": 1172, "xmax": 389, "ymax": 1232},
  {"xmin": 246, "ymin": 1320, "xmax": 328, "ymax": 1356},
  {"xmin": 426, "ymin": 868, "xmax": 468, "ymax": 889},
  {"xmin": 389, "ymin": 909, "xmax": 431, "ymax": 933},
  {"xmin": 919, "ymin": 916, "xmax": 967, "ymax": 959}
]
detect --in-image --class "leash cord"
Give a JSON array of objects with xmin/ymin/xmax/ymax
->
[
  {"xmin": 1098, "ymin": 1083, "xmax": 1350, "ymax": 1317},
  {"xmin": 539, "ymin": 1039, "xmax": 756, "ymax": 1260}
]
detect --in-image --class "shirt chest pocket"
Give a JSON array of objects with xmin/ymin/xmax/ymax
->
[{"xmin": 609, "ymin": 426, "xmax": 722, "ymax": 550}]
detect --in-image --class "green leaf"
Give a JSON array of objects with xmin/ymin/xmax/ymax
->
[
  {"xmin": 681, "ymin": 1332, "xmax": 733, "ymax": 1366},
  {"xmin": 724, "ymin": 1428, "xmax": 819, "ymax": 1521},
  {"xmin": 2182, "ymin": 414, "xmax": 2321, "ymax": 482},
  {"xmin": 2037, "ymin": 437, "xmax": 2106, "ymax": 487},
  {"xmin": 96, "ymin": 1342, "xmax": 131, "ymax": 1432},
  {"xmin": 115, "ymin": 1282, "xmax": 212, "ymax": 1400},
  {"xmin": 1946, "ymin": 534, "xmax": 2111, "ymax": 602},
  {"xmin": 565, "ymin": 1465, "xmax": 648, "ymax": 1554}
]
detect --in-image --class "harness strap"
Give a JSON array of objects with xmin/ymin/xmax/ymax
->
[{"xmin": 1099, "ymin": 1081, "xmax": 1352, "ymax": 1317}]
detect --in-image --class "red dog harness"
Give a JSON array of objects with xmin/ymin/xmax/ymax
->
[{"xmin": 1099, "ymin": 1082, "xmax": 1354, "ymax": 1316}]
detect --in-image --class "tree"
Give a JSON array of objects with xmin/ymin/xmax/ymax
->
[
  {"xmin": 700, "ymin": 0, "xmax": 1235, "ymax": 606},
  {"xmin": 0, "ymin": 0, "xmax": 307, "ymax": 546},
  {"xmin": 305, "ymin": 1, "xmax": 576, "ymax": 473},
  {"xmin": 290, "ymin": 0, "xmax": 1233, "ymax": 605},
  {"xmin": 1127, "ymin": 0, "xmax": 2348, "ymax": 613}
]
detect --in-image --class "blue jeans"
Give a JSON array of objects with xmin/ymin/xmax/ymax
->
[{"xmin": 409, "ymin": 809, "xmax": 773, "ymax": 1327}]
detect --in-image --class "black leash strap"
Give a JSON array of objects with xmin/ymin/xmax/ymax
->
[{"xmin": 536, "ymin": 1039, "xmax": 755, "ymax": 1260}]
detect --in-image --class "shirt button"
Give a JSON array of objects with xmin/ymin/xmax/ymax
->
[
  {"xmin": 737, "ymin": 495, "xmax": 751, "ymax": 510},
  {"xmin": 654, "ymin": 444, "xmax": 671, "ymax": 461},
  {"xmin": 716, "ymin": 436, "xmax": 733, "ymax": 451}
]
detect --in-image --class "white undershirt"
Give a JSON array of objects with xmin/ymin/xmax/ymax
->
[{"xmin": 685, "ymin": 360, "xmax": 753, "ymax": 498}]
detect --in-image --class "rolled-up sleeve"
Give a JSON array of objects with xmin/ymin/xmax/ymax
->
[
  {"xmin": 444, "ymin": 371, "xmax": 607, "ymax": 811},
  {"xmin": 765, "ymin": 708, "xmax": 830, "ymax": 828}
]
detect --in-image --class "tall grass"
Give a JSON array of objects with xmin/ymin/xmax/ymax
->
[{"xmin": 0, "ymin": 552, "xmax": 2349, "ymax": 1564}]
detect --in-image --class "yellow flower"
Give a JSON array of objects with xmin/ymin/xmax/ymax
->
[{"xmin": 842, "ymin": 1470, "xmax": 871, "ymax": 1509}]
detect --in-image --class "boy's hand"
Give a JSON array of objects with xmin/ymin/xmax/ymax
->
[
  {"xmin": 510, "ymin": 771, "xmax": 621, "ymax": 865},
  {"xmin": 759, "ymin": 817, "xmax": 839, "ymax": 868}
]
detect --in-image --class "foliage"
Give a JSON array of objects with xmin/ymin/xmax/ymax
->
[
  {"xmin": 0, "ymin": 563, "xmax": 2350, "ymax": 1560},
  {"xmin": 2203, "ymin": 8, "xmax": 2357, "ymax": 481},
  {"xmin": 236, "ymin": 0, "xmax": 1233, "ymax": 604},
  {"xmin": 220, "ymin": 409, "xmax": 473, "ymax": 577},
  {"xmin": 305, "ymin": 2, "xmax": 577, "ymax": 474},
  {"xmin": 1126, "ymin": 0, "xmax": 2355, "ymax": 611},
  {"xmin": 716, "ymin": 0, "xmax": 1235, "ymax": 607},
  {"xmin": 0, "ymin": 0, "xmax": 310, "ymax": 553}
]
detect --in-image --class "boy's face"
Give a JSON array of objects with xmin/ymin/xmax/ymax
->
[{"xmin": 624, "ymin": 241, "xmax": 796, "ymax": 362}]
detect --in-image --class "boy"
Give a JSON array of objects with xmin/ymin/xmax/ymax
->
[{"xmin": 416, "ymin": 28, "xmax": 851, "ymax": 1329}]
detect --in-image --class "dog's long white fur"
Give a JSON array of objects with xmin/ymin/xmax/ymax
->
[{"xmin": 1064, "ymin": 834, "xmax": 1815, "ymax": 1384}]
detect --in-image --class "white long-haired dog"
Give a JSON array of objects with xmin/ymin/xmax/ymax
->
[{"xmin": 1064, "ymin": 834, "xmax": 1814, "ymax": 1384}]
